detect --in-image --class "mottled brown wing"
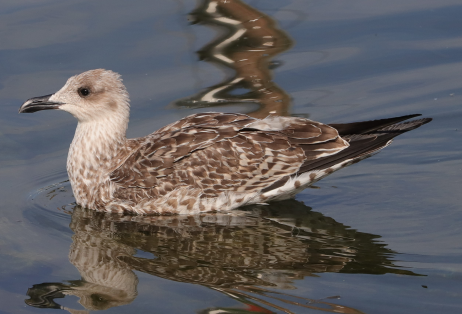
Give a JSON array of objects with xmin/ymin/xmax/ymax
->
[
  {"xmin": 172, "ymin": 131, "xmax": 306, "ymax": 197},
  {"xmin": 109, "ymin": 113, "xmax": 256, "ymax": 187},
  {"xmin": 272, "ymin": 117, "xmax": 349, "ymax": 162},
  {"xmin": 109, "ymin": 113, "xmax": 349, "ymax": 199},
  {"xmin": 153, "ymin": 112, "xmax": 254, "ymax": 134}
]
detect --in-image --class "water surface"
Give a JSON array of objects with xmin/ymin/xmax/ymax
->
[{"xmin": 0, "ymin": 0, "xmax": 461, "ymax": 313}]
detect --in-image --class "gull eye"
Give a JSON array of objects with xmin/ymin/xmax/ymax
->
[{"xmin": 78, "ymin": 87, "xmax": 91, "ymax": 97}]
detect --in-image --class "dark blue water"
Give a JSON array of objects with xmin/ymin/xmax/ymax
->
[{"xmin": 0, "ymin": 0, "xmax": 461, "ymax": 313}]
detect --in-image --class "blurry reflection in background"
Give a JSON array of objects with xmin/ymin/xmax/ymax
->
[{"xmin": 175, "ymin": 0, "xmax": 294, "ymax": 118}]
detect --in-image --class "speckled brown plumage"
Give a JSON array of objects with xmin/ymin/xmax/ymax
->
[
  {"xmin": 19, "ymin": 69, "xmax": 432, "ymax": 215},
  {"xmin": 105, "ymin": 112, "xmax": 351, "ymax": 214}
]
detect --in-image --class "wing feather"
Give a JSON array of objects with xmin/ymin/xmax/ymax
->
[{"xmin": 110, "ymin": 113, "xmax": 350, "ymax": 201}]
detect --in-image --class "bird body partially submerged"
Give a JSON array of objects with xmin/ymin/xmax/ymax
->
[{"xmin": 19, "ymin": 69, "xmax": 431, "ymax": 214}]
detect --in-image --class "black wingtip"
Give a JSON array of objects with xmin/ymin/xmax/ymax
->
[
  {"xmin": 329, "ymin": 114, "xmax": 429, "ymax": 136},
  {"xmin": 400, "ymin": 113, "xmax": 422, "ymax": 119},
  {"xmin": 416, "ymin": 117, "xmax": 433, "ymax": 127},
  {"xmin": 421, "ymin": 117, "xmax": 433, "ymax": 124},
  {"xmin": 393, "ymin": 117, "xmax": 432, "ymax": 132}
]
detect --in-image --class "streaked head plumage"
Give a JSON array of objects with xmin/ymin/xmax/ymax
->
[{"xmin": 20, "ymin": 69, "xmax": 130, "ymax": 122}]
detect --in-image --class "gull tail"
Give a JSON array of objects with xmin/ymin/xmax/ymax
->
[{"xmin": 299, "ymin": 114, "xmax": 432, "ymax": 173}]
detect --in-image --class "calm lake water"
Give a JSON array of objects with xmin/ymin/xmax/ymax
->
[{"xmin": 1, "ymin": 0, "xmax": 461, "ymax": 313}]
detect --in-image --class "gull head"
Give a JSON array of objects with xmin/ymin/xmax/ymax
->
[{"xmin": 19, "ymin": 69, "xmax": 130, "ymax": 123}]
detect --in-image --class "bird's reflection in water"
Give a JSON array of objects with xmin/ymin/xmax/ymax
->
[{"xmin": 26, "ymin": 200, "xmax": 419, "ymax": 313}]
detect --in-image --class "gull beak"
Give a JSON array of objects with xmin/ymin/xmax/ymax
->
[{"xmin": 19, "ymin": 94, "xmax": 63, "ymax": 113}]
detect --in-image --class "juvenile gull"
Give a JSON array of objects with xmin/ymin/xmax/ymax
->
[{"xmin": 19, "ymin": 69, "xmax": 431, "ymax": 214}]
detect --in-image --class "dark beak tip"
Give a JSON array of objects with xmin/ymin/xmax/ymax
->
[{"xmin": 19, "ymin": 94, "xmax": 61, "ymax": 113}]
